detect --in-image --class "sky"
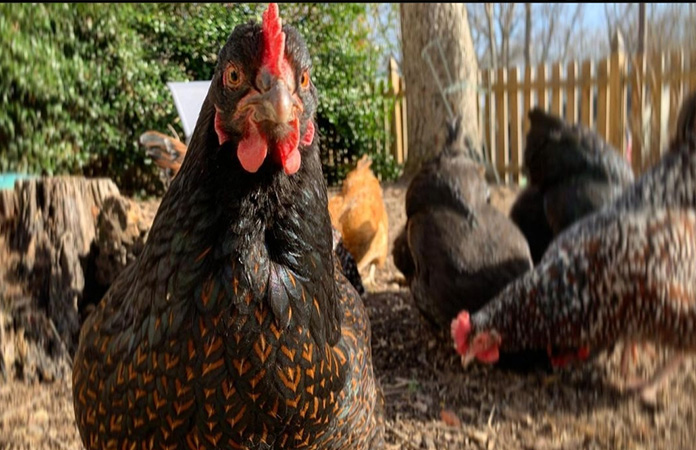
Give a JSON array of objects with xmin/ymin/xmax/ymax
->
[
  {"xmin": 568, "ymin": 3, "xmax": 676, "ymax": 31},
  {"xmin": 580, "ymin": 3, "xmax": 606, "ymax": 28},
  {"xmin": 372, "ymin": 4, "xmax": 611, "ymax": 69},
  {"xmin": 372, "ymin": 3, "xmax": 687, "ymax": 77}
]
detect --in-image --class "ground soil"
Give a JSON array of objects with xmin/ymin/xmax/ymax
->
[{"xmin": 1, "ymin": 183, "xmax": 695, "ymax": 450}]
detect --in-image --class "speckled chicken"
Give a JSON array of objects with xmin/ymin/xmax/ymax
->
[
  {"xmin": 395, "ymin": 118, "xmax": 532, "ymax": 330},
  {"xmin": 510, "ymin": 108, "xmax": 634, "ymax": 264},
  {"xmin": 139, "ymin": 127, "xmax": 365, "ymax": 296},
  {"xmin": 73, "ymin": 5, "xmax": 383, "ymax": 449},
  {"xmin": 452, "ymin": 92, "xmax": 696, "ymax": 402},
  {"xmin": 612, "ymin": 92, "xmax": 696, "ymax": 212}
]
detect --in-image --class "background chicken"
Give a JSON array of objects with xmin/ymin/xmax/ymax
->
[
  {"xmin": 139, "ymin": 129, "xmax": 188, "ymax": 190},
  {"xmin": 140, "ymin": 127, "xmax": 365, "ymax": 296},
  {"xmin": 328, "ymin": 155, "xmax": 389, "ymax": 288},
  {"xmin": 508, "ymin": 186, "xmax": 554, "ymax": 264},
  {"xmin": 332, "ymin": 226, "xmax": 365, "ymax": 295},
  {"xmin": 73, "ymin": 4, "xmax": 383, "ymax": 449},
  {"xmin": 453, "ymin": 91, "xmax": 696, "ymax": 404},
  {"xmin": 510, "ymin": 108, "xmax": 635, "ymax": 264},
  {"xmin": 395, "ymin": 117, "xmax": 532, "ymax": 330}
]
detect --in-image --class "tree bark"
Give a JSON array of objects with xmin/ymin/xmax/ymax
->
[
  {"xmin": 400, "ymin": 3, "xmax": 481, "ymax": 179},
  {"xmin": 1, "ymin": 176, "xmax": 161, "ymax": 382},
  {"xmin": 0, "ymin": 190, "xmax": 17, "ymax": 227},
  {"xmin": 9, "ymin": 176, "xmax": 120, "ymax": 354}
]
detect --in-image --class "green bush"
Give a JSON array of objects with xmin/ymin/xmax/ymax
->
[{"xmin": 0, "ymin": 3, "xmax": 401, "ymax": 195}]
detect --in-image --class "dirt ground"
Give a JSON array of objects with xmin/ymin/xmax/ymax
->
[{"xmin": 1, "ymin": 182, "xmax": 695, "ymax": 450}]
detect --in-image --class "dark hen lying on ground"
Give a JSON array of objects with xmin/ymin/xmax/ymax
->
[{"xmin": 394, "ymin": 118, "xmax": 532, "ymax": 328}]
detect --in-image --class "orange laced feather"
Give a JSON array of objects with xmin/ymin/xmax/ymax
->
[{"xmin": 262, "ymin": 3, "xmax": 285, "ymax": 77}]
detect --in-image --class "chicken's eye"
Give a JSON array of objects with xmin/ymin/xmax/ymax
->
[
  {"xmin": 300, "ymin": 70, "xmax": 310, "ymax": 89},
  {"xmin": 224, "ymin": 64, "xmax": 243, "ymax": 88}
]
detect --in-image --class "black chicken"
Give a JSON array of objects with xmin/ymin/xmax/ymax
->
[
  {"xmin": 394, "ymin": 118, "xmax": 532, "ymax": 329},
  {"xmin": 332, "ymin": 226, "xmax": 365, "ymax": 296},
  {"xmin": 140, "ymin": 131, "xmax": 366, "ymax": 295},
  {"xmin": 392, "ymin": 227, "xmax": 414, "ymax": 282},
  {"xmin": 510, "ymin": 108, "xmax": 635, "ymax": 264},
  {"xmin": 73, "ymin": 4, "xmax": 383, "ymax": 449},
  {"xmin": 508, "ymin": 186, "xmax": 554, "ymax": 265}
]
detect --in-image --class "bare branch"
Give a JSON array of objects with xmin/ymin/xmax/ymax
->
[
  {"xmin": 539, "ymin": 4, "xmax": 558, "ymax": 62},
  {"xmin": 560, "ymin": 3, "xmax": 583, "ymax": 62},
  {"xmin": 501, "ymin": 3, "xmax": 517, "ymax": 67},
  {"xmin": 484, "ymin": 3, "xmax": 498, "ymax": 69},
  {"xmin": 637, "ymin": 3, "xmax": 647, "ymax": 54},
  {"xmin": 524, "ymin": 3, "xmax": 532, "ymax": 66}
]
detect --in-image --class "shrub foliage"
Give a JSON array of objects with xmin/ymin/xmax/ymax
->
[{"xmin": 0, "ymin": 4, "xmax": 400, "ymax": 195}]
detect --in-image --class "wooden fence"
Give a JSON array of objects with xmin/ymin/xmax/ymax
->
[{"xmin": 387, "ymin": 44, "xmax": 696, "ymax": 184}]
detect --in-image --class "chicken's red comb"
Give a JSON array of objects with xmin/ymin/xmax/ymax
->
[{"xmin": 262, "ymin": 3, "xmax": 285, "ymax": 77}]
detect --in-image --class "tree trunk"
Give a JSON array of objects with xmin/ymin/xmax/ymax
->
[
  {"xmin": 9, "ymin": 176, "xmax": 120, "ymax": 355},
  {"xmin": 400, "ymin": 3, "xmax": 481, "ymax": 179},
  {"xmin": 0, "ymin": 190, "xmax": 17, "ymax": 227},
  {"xmin": 1, "ymin": 176, "xmax": 160, "ymax": 382}
]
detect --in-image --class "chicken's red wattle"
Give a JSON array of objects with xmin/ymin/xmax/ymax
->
[
  {"xmin": 273, "ymin": 118, "xmax": 301, "ymax": 175},
  {"xmin": 237, "ymin": 120, "xmax": 268, "ymax": 173}
]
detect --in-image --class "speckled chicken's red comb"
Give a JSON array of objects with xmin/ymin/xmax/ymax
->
[{"xmin": 262, "ymin": 3, "xmax": 285, "ymax": 77}]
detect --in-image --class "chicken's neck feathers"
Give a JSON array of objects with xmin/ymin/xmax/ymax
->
[{"xmin": 138, "ymin": 94, "xmax": 339, "ymax": 345}]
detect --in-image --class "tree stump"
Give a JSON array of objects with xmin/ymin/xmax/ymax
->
[
  {"xmin": 92, "ymin": 195, "xmax": 153, "ymax": 291},
  {"xmin": 8, "ymin": 176, "xmax": 120, "ymax": 355},
  {"xmin": 0, "ymin": 189, "xmax": 17, "ymax": 223}
]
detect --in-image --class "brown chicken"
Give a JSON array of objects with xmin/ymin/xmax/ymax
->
[
  {"xmin": 139, "ymin": 130, "xmax": 188, "ymax": 189},
  {"xmin": 452, "ymin": 91, "xmax": 696, "ymax": 404},
  {"xmin": 328, "ymin": 155, "xmax": 389, "ymax": 286},
  {"xmin": 73, "ymin": 4, "xmax": 383, "ymax": 449}
]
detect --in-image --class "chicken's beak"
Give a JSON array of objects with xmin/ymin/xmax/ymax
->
[{"xmin": 252, "ymin": 78, "xmax": 300, "ymax": 127}]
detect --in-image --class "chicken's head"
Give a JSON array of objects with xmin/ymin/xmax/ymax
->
[
  {"xmin": 451, "ymin": 311, "xmax": 501, "ymax": 367},
  {"xmin": 211, "ymin": 3, "xmax": 317, "ymax": 176}
]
